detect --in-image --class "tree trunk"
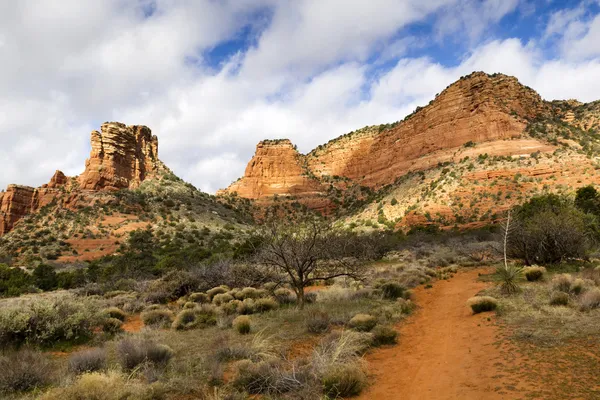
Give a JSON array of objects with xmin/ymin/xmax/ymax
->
[{"xmin": 297, "ymin": 287, "xmax": 305, "ymax": 310}]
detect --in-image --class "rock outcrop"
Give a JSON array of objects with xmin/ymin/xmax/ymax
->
[
  {"xmin": 0, "ymin": 123, "xmax": 166, "ymax": 236},
  {"xmin": 78, "ymin": 122, "xmax": 166, "ymax": 190},
  {"xmin": 220, "ymin": 72, "xmax": 552, "ymax": 200},
  {"xmin": 220, "ymin": 139, "xmax": 323, "ymax": 199}
]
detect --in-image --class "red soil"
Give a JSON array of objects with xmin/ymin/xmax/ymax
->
[
  {"xmin": 121, "ymin": 314, "xmax": 144, "ymax": 333},
  {"xmin": 358, "ymin": 268, "xmax": 522, "ymax": 400}
]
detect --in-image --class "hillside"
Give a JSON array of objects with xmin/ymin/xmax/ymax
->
[
  {"xmin": 0, "ymin": 122, "xmax": 250, "ymax": 265},
  {"xmin": 219, "ymin": 72, "xmax": 600, "ymax": 228}
]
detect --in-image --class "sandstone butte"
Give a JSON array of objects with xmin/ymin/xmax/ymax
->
[
  {"xmin": 0, "ymin": 122, "xmax": 166, "ymax": 236},
  {"xmin": 219, "ymin": 72, "xmax": 563, "ymax": 205}
]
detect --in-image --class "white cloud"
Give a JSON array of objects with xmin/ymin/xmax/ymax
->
[{"xmin": 2, "ymin": 0, "xmax": 600, "ymax": 195}]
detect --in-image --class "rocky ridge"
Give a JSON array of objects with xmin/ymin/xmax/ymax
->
[{"xmin": 219, "ymin": 72, "xmax": 600, "ymax": 227}]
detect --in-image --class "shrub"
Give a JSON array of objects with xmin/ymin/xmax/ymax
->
[
  {"xmin": 221, "ymin": 299, "xmax": 243, "ymax": 315},
  {"xmin": 552, "ymin": 274, "xmax": 574, "ymax": 293},
  {"xmin": 212, "ymin": 293, "xmax": 234, "ymax": 306},
  {"xmin": 579, "ymin": 288, "xmax": 600, "ymax": 310},
  {"xmin": 306, "ymin": 310, "xmax": 331, "ymax": 334},
  {"xmin": 207, "ymin": 286, "xmax": 228, "ymax": 299},
  {"xmin": 101, "ymin": 317, "xmax": 123, "ymax": 334},
  {"xmin": 40, "ymin": 371, "xmax": 166, "ymax": 400},
  {"xmin": 496, "ymin": 265, "xmax": 523, "ymax": 294},
  {"xmin": 183, "ymin": 301, "xmax": 196, "ymax": 309},
  {"xmin": 0, "ymin": 295, "xmax": 98, "ymax": 347},
  {"xmin": 321, "ymin": 363, "xmax": 367, "ymax": 398},
  {"xmin": 102, "ymin": 307, "xmax": 127, "ymax": 322},
  {"xmin": 379, "ymin": 282, "xmax": 406, "ymax": 300},
  {"xmin": 549, "ymin": 291, "xmax": 570, "ymax": 306},
  {"xmin": 371, "ymin": 325, "xmax": 398, "ymax": 346},
  {"xmin": 141, "ymin": 309, "xmax": 174, "ymax": 328},
  {"xmin": 305, "ymin": 291, "xmax": 318, "ymax": 304},
  {"xmin": 189, "ymin": 292, "xmax": 209, "ymax": 303},
  {"xmin": 0, "ymin": 350, "xmax": 52, "ymax": 393},
  {"xmin": 523, "ymin": 266, "xmax": 546, "ymax": 282},
  {"xmin": 68, "ymin": 348, "xmax": 106, "ymax": 374},
  {"xmin": 233, "ymin": 316, "xmax": 251, "ymax": 334},
  {"xmin": 467, "ymin": 296, "xmax": 498, "ymax": 314},
  {"xmin": 254, "ymin": 297, "xmax": 278, "ymax": 313},
  {"xmin": 117, "ymin": 339, "xmax": 173, "ymax": 370},
  {"xmin": 172, "ymin": 309, "xmax": 200, "ymax": 330},
  {"xmin": 232, "ymin": 359, "xmax": 303, "ymax": 395},
  {"xmin": 348, "ymin": 314, "xmax": 377, "ymax": 332},
  {"xmin": 274, "ymin": 288, "xmax": 296, "ymax": 304},
  {"xmin": 236, "ymin": 298, "xmax": 255, "ymax": 315},
  {"xmin": 237, "ymin": 287, "xmax": 260, "ymax": 300},
  {"xmin": 570, "ymin": 278, "xmax": 586, "ymax": 295}
]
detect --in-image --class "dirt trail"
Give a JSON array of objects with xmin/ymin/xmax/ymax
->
[{"xmin": 359, "ymin": 267, "xmax": 515, "ymax": 400}]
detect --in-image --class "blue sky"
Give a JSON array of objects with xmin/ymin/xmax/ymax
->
[{"xmin": 2, "ymin": 0, "xmax": 600, "ymax": 193}]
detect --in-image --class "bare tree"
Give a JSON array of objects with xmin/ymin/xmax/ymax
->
[{"xmin": 255, "ymin": 219, "xmax": 371, "ymax": 308}]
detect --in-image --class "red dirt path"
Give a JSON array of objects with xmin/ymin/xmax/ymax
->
[{"xmin": 358, "ymin": 267, "xmax": 521, "ymax": 400}]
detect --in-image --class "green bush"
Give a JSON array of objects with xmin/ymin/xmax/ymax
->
[
  {"xmin": 254, "ymin": 297, "xmax": 278, "ymax": 313},
  {"xmin": 379, "ymin": 282, "xmax": 406, "ymax": 300},
  {"xmin": 523, "ymin": 266, "xmax": 546, "ymax": 282},
  {"xmin": 140, "ymin": 309, "xmax": 174, "ymax": 328},
  {"xmin": 371, "ymin": 325, "xmax": 398, "ymax": 346},
  {"xmin": 549, "ymin": 291, "xmax": 569, "ymax": 306},
  {"xmin": 322, "ymin": 363, "xmax": 367, "ymax": 398},
  {"xmin": 0, "ymin": 263, "xmax": 33, "ymax": 297},
  {"xmin": 102, "ymin": 307, "xmax": 127, "ymax": 322},
  {"xmin": 496, "ymin": 265, "xmax": 522, "ymax": 294},
  {"xmin": 207, "ymin": 286, "xmax": 228, "ymax": 299},
  {"xmin": 188, "ymin": 292, "xmax": 209, "ymax": 303},
  {"xmin": 467, "ymin": 296, "xmax": 498, "ymax": 314},
  {"xmin": 0, "ymin": 296, "xmax": 98, "ymax": 347},
  {"xmin": 212, "ymin": 293, "xmax": 234, "ymax": 306},
  {"xmin": 68, "ymin": 348, "xmax": 107, "ymax": 374},
  {"xmin": 348, "ymin": 314, "xmax": 377, "ymax": 332},
  {"xmin": 101, "ymin": 318, "xmax": 123, "ymax": 334},
  {"xmin": 233, "ymin": 316, "xmax": 251, "ymax": 334}
]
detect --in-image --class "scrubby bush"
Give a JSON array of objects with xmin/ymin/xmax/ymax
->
[
  {"xmin": 570, "ymin": 278, "xmax": 586, "ymax": 295},
  {"xmin": 379, "ymin": 281, "xmax": 406, "ymax": 300},
  {"xmin": 183, "ymin": 302, "xmax": 196, "ymax": 309},
  {"xmin": 101, "ymin": 317, "xmax": 123, "ymax": 334},
  {"xmin": 40, "ymin": 371, "xmax": 166, "ymax": 400},
  {"xmin": 306, "ymin": 310, "xmax": 331, "ymax": 334},
  {"xmin": 102, "ymin": 307, "xmax": 127, "ymax": 322},
  {"xmin": 305, "ymin": 291, "xmax": 318, "ymax": 304},
  {"xmin": 237, "ymin": 298, "xmax": 255, "ymax": 315},
  {"xmin": 579, "ymin": 288, "xmax": 600, "ymax": 310},
  {"xmin": 254, "ymin": 297, "xmax": 278, "ymax": 313},
  {"xmin": 117, "ymin": 338, "xmax": 173, "ymax": 370},
  {"xmin": 212, "ymin": 293, "xmax": 234, "ymax": 306},
  {"xmin": 371, "ymin": 325, "xmax": 398, "ymax": 346},
  {"xmin": 0, "ymin": 350, "xmax": 52, "ymax": 393},
  {"xmin": 0, "ymin": 295, "xmax": 98, "ymax": 347},
  {"xmin": 68, "ymin": 348, "xmax": 107, "ymax": 374},
  {"xmin": 348, "ymin": 314, "xmax": 377, "ymax": 332},
  {"xmin": 207, "ymin": 286, "xmax": 228, "ymax": 299},
  {"xmin": 552, "ymin": 274, "xmax": 574, "ymax": 293},
  {"xmin": 549, "ymin": 291, "xmax": 570, "ymax": 306},
  {"xmin": 221, "ymin": 300, "xmax": 243, "ymax": 315},
  {"xmin": 232, "ymin": 359, "xmax": 303, "ymax": 395},
  {"xmin": 237, "ymin": 287, "xmax": 261, "ymax": 300},
  {"xmin": 189, "ymin": 292, "xmax": 209, "ymax": 303},
  {"xmin": 172, "ymin": 309, "xmax": 200, "ymax": 330},
  {"xmin": 141, "ymin": 309, "xmax": 174, "ymax": 328},
  {"xmin": 467, "ymin": 296, "xmax": 498, "ymax": 314},
  {"xmin": 322, "ymin": 363, "xmax": 367, "ymax": 398},
  {"xmin": 233, "ymin": 316, "xmax": 251, "ymax": 334},
  {"xmin": 274, "ymin": 288, "xmax": 296, "ymax": 304},
  {"xmin": 496, "ymin": 265, "xmax": 523, "ymax": 294},
  {"xmin": 523, "ymin": 266, "xmax": 546, "ymax": 282}
]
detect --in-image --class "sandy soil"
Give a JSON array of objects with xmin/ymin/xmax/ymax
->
[{"xmin": 358, "ymin": 267, "xmax": 519, "ymax": 400}]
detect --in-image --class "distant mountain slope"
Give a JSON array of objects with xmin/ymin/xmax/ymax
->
[{"xmin": 219, "ymin": 71, "xmax": 600, "ymax": 228}]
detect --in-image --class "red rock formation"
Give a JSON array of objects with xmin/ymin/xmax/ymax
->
[
  {"xmin": 220, "ymin": 139, "xmax": 324, "ymax": 198},
  {"xmin": 78, "ymin": 122, "xmax": 166, "ymax": 190},
  {"xmin": 0, "ymin": 122, "xmax": 166, "ymax": 236},
  {"xmin": 220, "ymin": 72, "xmax": 552, "ymax": 200}
]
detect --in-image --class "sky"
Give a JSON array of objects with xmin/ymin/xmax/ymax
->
[{"xmin": 3, "ymin": 0, "xmax": 600, "ymax": 193}]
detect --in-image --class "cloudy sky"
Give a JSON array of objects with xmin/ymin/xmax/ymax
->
[{"xmin": 2, "ymin": 0, "xmax": 600, "ymax": 193}]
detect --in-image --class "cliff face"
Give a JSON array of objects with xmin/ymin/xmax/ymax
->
[
  {"xmin": 0, "ymin": 123, "xmax": 166, "ymax": 236},
  {"xmin": 220, "ymin": 72, "xmax": 552, "ymax": 200},
  {"xmin": 220, "ymin": 139, "xmax": 324, "ymax": 199},
  {"xmin": 78, "ymin": 122, "xmax": 165, "ymax": 190}
]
